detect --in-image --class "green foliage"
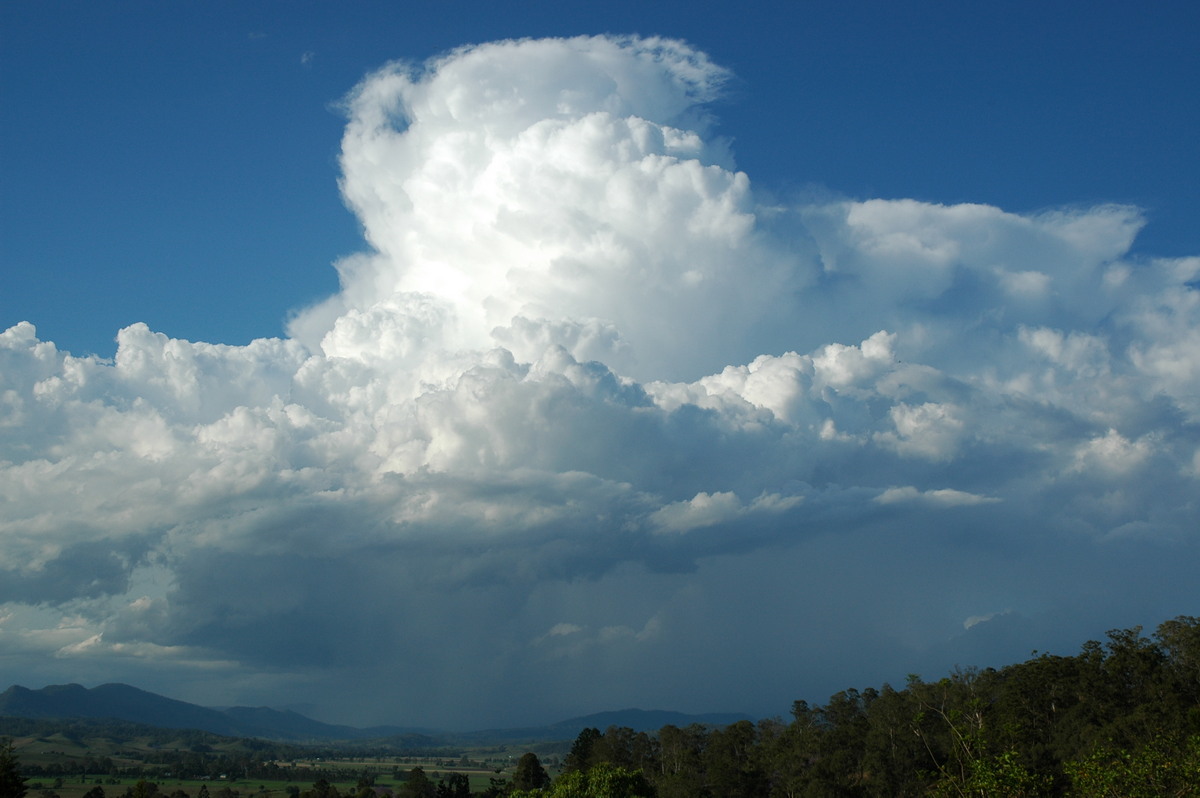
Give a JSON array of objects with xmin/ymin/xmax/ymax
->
[
  {"xmin": 434, "ymin": 772, "xmax": 470, "ymax": 798},
  {"xmin": 349, "ymin": 775, "xmax": 375, "ymax": 798},
  {"xmin": 512, "ymin": 763, "xmax": 654, "ymax": 798},
  {"xmin": 652, "ymin": 725, "xmax": 703, "ymax": 798},
  {"xmin": 926, "ymin": 748, "xmax": 1045, "ymax": 797},
  {"xmin": 300, "ymin": 779, "xmax": 338, "ymax": 798},
  {"xmin": 547, "ymin": 615, "xmax": 1200, "ymax": 798},
  {"xmin": 511, "ymin": 753, "xmax": 550, "ymax": 792},
  {"xmin": 701, "ymin": 720, "xmax": 763, "ymax": 798},
  {"xmin": 564, "ymin": 729, "xmax": 602, "ymax": 774},
  {"xmin": 1, "ymin": 738, "xmax": 29, "ymax": 798},
  {"xmin": 397, "ymin": 766, "xmax": 434, "ymax": 798},
  {"xmin": 130, "ymin": 780, "xmax": 160, "ymax": 798},
  {"xmin": 1065, "ymin": 735, "xmax": 1200, "ymax": 797}
]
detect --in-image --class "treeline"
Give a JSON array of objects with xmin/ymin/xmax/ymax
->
[
  {"xmin": 530, "ymin": 615, "xmax": 1200, "ymax": 796},
  {"xmin": 7, "ymin": 615, "xmax": 1200, "ymax": 796},
  {"xmin": 4, "ymin": 720, "xmax": 313, "ymax": 784},
  {"xmin": 18, "ymin": 751, "xmax": 401, "ymax": 787},
  {"xmin": 0, "ymin": 718, "xmax": 463, "ymax": 785}
]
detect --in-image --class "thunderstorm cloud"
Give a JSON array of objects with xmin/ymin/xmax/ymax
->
[{"xmin": 2, "ymin": 36, "xmax": 1197, "ymax": 727}]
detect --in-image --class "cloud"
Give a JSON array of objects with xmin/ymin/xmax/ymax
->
[
  {"xmin": 544, "ymin": 623, "xmax": 583, "ymax": 638},
  {"xmin": 963, "ymin": 611, "xmax": 1010, "ymax": 631},
  {"xmin": 650, "ymin": 491, "xmax": 802, "ymax": 534},
  {"xmin": 1, "ymin": 35, "xmax": 1198, "ymax": 727},
  {"xmin": 874, "ymin": 487, "xmax": 1000, "ymax": 507}
]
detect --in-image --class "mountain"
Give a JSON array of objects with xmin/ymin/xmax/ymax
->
[
  {"xmin": 0, "ymin": 683, "xmax": 750, "ymax": 743},
  {"xmin": 0, "ymin": 683, "xmax": 245, "ymax": 736},
  {"xmin": 551, "ymin": 708, "xmax": 751, "ymax": 733},
  {"xmin": 0, "ymin": 683, "xmax": 418, "ymax": 741},
  {"xmin": 450, "ymin": 708, "xmax": 753, "ymax": 744},
  {"xmin": 214, "ymin": 705, "xmax": 426, "ymax": 741}
]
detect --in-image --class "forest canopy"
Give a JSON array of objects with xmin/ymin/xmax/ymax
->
[{"xmin": 523, "ymin": 615, "xmax": 1200, "ymax": 797}]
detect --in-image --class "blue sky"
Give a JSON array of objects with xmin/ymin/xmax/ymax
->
[
  {"xmin": 1, "ymin": 2, "xmax": 1199, "ymax": 729},
  {"xmin": 5, "ymin": 1, "xmax": 1197, "ymax": 356}
]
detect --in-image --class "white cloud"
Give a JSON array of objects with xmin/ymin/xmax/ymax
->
[
  {"xmin": 1070, "ymin": 429, "xmax": 1154, "ymax": 476},
  {"xmin": 55, "ymin": 634, "xmax": 214, "ymax": 665},
  {"xmin": 963, "ymin": 610, "xmax": 1010, "ymax": 630},
  {"xmin": 875, "ymin": 487, "xmax": 1000, "ymax": 507},
  {"xmin": 1, "ymin": 34, "xmax": 1197, "ymax": 726},
  {"xmin": 650, "ymin": 491, "xmax": 801, "ymax": 534},
  {"xmin": 875, "ymin": 402, "xmax": 966, "ymax": 461},
  {"xmin": 545, "ymin": 623, "xmax": 583, "ymax": 638},
  {"xmin": 291, "ymin": 35, "xmax": 804, "ymax": 383}
]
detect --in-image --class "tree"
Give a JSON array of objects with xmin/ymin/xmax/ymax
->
[
  {"xmin": 651, "ymin": 725, "xmax": 704, "ymax": 798},
  {"xmin": 353, "ymin": 777, "xmax": 375, "ymax": 798},
  {"xmin": 435, "ymin": 773, "xmax": 470, "ymax": 798},
  {"xmin": 757, "ymin": 716, "xmax": 813, "ymax": 798},
  {"xmin": 565, "ymin": 728, "xmax": 603, "ymax": 773},
  {"xmin": 591, "ymin": 728, "xmax": 635, "ymax": 771},
  {"xmin": 512, "ymin": 753, "xmax": 551, "ymax": 792},
  {"xmin": 1155, "ymin": 614, "xmax": 1200, "ymax": 732},
  {"xmin": 513, "ymin": 763, "xmax": 655, "ymax": 798},
  {"xmin": 1066, "ymin": 734, "xmax": 1200, "ymax": 798},
  {"xmin": 809, "ymin": 686, "xmax": 873, "ymax": 793},
  {"xmin": 399, "ymin": 767, "xmax": 435, "ymax": 798},
  {"xmin": 480, "ymin": 774, "xmax": 510, "ymax": 798},
  {"xmin": 301, "ymin": 780, "xmax": 338, "ymax": 798},
  {"xmin": 1, "ymin": 738, "xmax": 28, "ymax": 798},
  {"xmin": 702, "ymin": 720, "xmax": 763, "ymax": 798},
  {"xmin": 131, "ymin": 781, "xmax": 159, "ymax": 798},
  {"xmin": 861, "ymin": 682, "xmax": 927, "ymax": 796}
]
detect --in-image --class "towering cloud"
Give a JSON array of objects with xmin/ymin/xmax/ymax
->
[{"xmin": 2, "ymin": 35, "xmax": 1197, "ymax": 727}]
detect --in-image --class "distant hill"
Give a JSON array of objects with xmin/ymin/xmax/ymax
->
[
  {"xmin": 451, "ymin": 708, "xmax": 753, "ymax": 744},
  {"xmin": 0, "ymin": 682, "xmax": 749, "ymax": 744},
  {"xmin": 0, "ymin": 684, "xmax": 245, "ymax": 736},
  {"xmin": 551, "ymin": 708, "xmax": 751, "ymax": 733},
  {"xmin": 0, "ymin": 683, "xmax": 420, "ymax": 742}
]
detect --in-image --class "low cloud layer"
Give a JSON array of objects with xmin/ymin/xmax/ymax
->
[{"xmin": 2, "ymin": 35, "xmax": 1197, "ymax": 727}]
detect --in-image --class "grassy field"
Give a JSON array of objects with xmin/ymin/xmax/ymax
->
[
  {"xmin": 22, "ymin": 773, "xmax": 502, "ymax": 798},
  {"xmin": 3, "ymin": 710, "xmax": 571, "ymax": 792},
  {"xmin": 8, "ymin": 726, "xmax": 564, "ymax": 797},
  {"xmin": 20, "ymin": 758, "xmax": 512, "ymax": 798}
]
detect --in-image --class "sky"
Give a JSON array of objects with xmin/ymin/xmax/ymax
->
[{"xmin": 1, "ymin": 1, "xmax": 1198, "ymax": 729}]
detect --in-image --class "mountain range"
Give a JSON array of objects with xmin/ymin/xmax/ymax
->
[{"xmin": 0, "ymin": 683, "xmax": 747, "ymax": 743}]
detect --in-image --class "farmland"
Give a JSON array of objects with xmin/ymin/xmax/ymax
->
[{"xmin": 3, "ymin": 718, "xmax": 567, "ymax": 798}]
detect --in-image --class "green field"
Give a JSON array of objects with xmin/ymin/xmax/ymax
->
[
  {"xmin": 21, "ymin": 774, "xmax": 501, "ymax": 798},
  {"xmin": 5, "ymin": 722, "xmax": 565, "ymax": 798}
]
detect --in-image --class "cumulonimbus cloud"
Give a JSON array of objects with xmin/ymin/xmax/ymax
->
[{"xmin": 1, "ymin": 34, "xmax": 1197, "ymax": 726}]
